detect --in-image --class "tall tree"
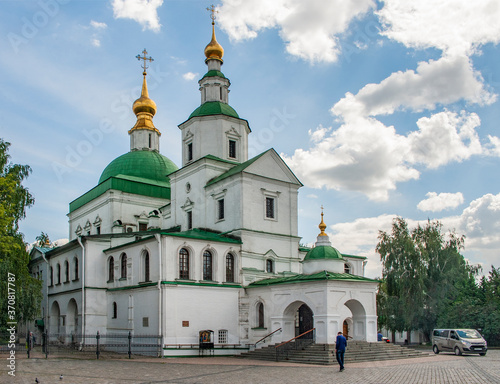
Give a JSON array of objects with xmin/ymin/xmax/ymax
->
[
  {"xmin": 376, "ymin": 218, "xmax": 474, "ymax": 342},
  {"xmin": 0, "ymin": 139, "xmax": 41, "ymax": 330}
]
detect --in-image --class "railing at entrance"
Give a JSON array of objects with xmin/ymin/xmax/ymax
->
[
  {"xmin": 275, "ymin": 328, "xmax": 315, "ymax": 361},
  {"xmin": 254, "ymin": 328, "xmax": 282, "ymax": 348}
]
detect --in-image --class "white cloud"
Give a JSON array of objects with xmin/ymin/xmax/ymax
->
[
  {"xmin": 487, "ymin": 135, "xmax": 500, "ymax": 156},
  {"xmin": 111, "ymin": 0, "xmax": 163, "ymax": 32},
  {"xmin": 417, "ymin": 192, "xmax": 464, "ymax": 212},
  {"xmin": 377, "ymin": 0, "xmax": 500, "ymax": 56},
  {"xmin": 218, "ymin": 0, "xmax": 374, "ymax": 63},
  {"xmin": 182, "ymin": 72, "xmax": 198, "ymax": 81},
  {"xmin": 332, "ymin": 55, "xmax": 495, "ymax": 119},
  {"xmin": 284, "ymin": 110, "xmax": 485, "ymax": 201},
  {"xmin": 407, "ymin": 111, "xmax": 482, "ymax": 168},
  {"xmin": 91, "ymin": 38, "xmax": 101, "ymax": 47},
  {"xmin": 90, "ymin": 20, "xmax": 107, "ymax": 29},
  {"xmin": 307, "ymin": 194, "xmax": 318, "ymax": 199}
]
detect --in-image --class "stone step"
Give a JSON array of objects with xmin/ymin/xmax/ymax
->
[{"xmin": 238, "ymin": 341, "xmax": 429, "ymax": 365}]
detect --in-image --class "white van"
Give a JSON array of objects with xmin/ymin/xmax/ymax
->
[{"xmin": 432, "ymin": 329, "xmax": 487, "ymax": 356}]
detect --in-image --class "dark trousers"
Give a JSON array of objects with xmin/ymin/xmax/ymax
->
[{"xmin": 336, "ymin": 349, "xmax": 345, "ymax": 370}]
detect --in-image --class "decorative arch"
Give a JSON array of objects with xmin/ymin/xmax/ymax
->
[
  {"xmin": 142, "ymin": 249, "xmax": 151, "ymax": 282},
  {"xmin": 120, "ymin": 253, "xmax": 127, "ymax": 278},
  {"xmin": 73, "ymin": 256, "xmax": 79, "ymax": 281},
  {"xmin": 66, "ymin": 299, "xmax": 78, "ymax": 335},
  {"xmin": 64, "ymin": 260, "xmax": 70, "ymax": 282},
  {"xmin": 344, "ymin": 299, "xmax": 368, "ymax": 341},
  {"xmin": 225, "ymin": 252, "xmax": 236, "ymax": 283},
  {"xmin": 201, "ymin": 246, "xmax": 217, "ymax": 281},
  {"xmin": 178, "ymin": 247, "xmax": 190, "ymax": 280},
  {"xmin": 50, "ymin": 301, "xmax": 61, "ymax": 335},
  {"xmin": 108, "ymin": 256, "xmax": 115, "ymax": 282}
]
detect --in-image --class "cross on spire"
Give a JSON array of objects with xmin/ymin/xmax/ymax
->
[
  {"xmin": 136, "ymin": 49, "xmax": 154, "ymax": 74},
  {"xmin": 207, "ymin": 4, "xmax": 218, "ymax": 24}
]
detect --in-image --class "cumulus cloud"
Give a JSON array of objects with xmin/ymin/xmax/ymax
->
[
  {"xmin": 377, "ymin": 0, "xmax": 500, "ymax": 56},
  {"xmin": 90, "ymin": 20, "xmax": 107, "ymax": 29},
  {"xmin": 332, "ymin": 55, "xmax": 495, "ymax": 119},
  {"xmin": 284, "ymin": 110, "xmax": 483, "ymax": 201},
  {"xmin": 417, "ymin": 192, "xmax": 464, "ymax": 212},
  {"xmin": 487, "ymin": 135, "xmax": 500, "ymax": 156},
  {"xmin": 182, "ymin": 72, "xmax": 198, "ymax": 81},
  {"xmin": 218, "ymin": 0, "xmax": 374, "ymax": 63},
  {"xmin": 112, "ymin": 0, "xmax": 163, "ymax": 32}
]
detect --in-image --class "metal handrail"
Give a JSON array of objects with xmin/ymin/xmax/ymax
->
[
  {"xmin": 255, "ymin": 328, "xmax": 282, "ymax": 347},
  {"xmin": 275, "ymin": 328, "xmax": 315, "ymax": 361}
]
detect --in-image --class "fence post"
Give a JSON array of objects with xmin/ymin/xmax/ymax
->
[
  {"xmin": 128, "ymin": 331, "xmax": 132, "ymax": 359},
  {"xmin": 45, "ymin": 330, "xmax": 49, "ymax": 358},
  {"xmin": 96, "ymin": 331, "xmax": 100, "ymax": 360}
]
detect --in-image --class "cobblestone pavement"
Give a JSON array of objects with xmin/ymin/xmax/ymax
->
[{"xmin": 3, "ymin": 349, "xmax": 500, "ymax": 384}]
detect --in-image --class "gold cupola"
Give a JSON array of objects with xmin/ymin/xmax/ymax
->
[
  {"xmin": 318, "ymin": 206, "xmax": 327, "ymax": 236},
  {"xmin": 129, "ymin": 50, "xmax": 160, "ymax": 134},
  {"xmin": 204, "ymin": 6, "xmax": 224, "ymax": 62}
]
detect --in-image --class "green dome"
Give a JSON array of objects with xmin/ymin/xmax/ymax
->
[
  {"xmin": 201, "ymin": 70, "xmax": 226, "ymax": 80},
  {"xmin": 99, "ymin": 150, "xmax": 178, "ymax": 184},
  {"xmin": 189, "ymin": 101, "xmax": 239, "ymax": 119},
  {"xmin": 304, "ymin": 246, "xmax": 343, "ymax": 261}
]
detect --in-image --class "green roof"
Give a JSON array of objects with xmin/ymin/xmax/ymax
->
[
  {"xmin": 69, "ymin": 176, "xmax": 171, "ymax": 213},
  {"xmin": 189, "ymin": 101, "xmax": 239, "ymax": 119},
  {"xmin": 201, "ymin": 70, "xmax": 226, "ymax": 80},
  {"xmin": 248, "ymin": 270, "xmax": 378, "ymax": 287},
  {"xmin": 99, "ymin": 150, "xmax": 178, "ymax": 184},
  {"xmin": 161, "ymin": 228, "xmax": 241, "ymax": 244},
  {"xmin": 206, "ymin": 150, "xmax": 269, "ymax": 187},
  {"xmin": 304, "ymin": 245, "xmax": 343, "ymax": 261}
]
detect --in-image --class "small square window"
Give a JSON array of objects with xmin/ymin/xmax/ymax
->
[
  {"xmin": 265, "ymin": 197, "xmax": 275, "ymax": 219},
  {"xmin": 229, "ymin": 140, "xmax": 236, "ymax": 159},
  {"xmin": 139, "ymin": 222, "xmax": 147, "ymax": 231},
  {"xmin": 143, "ymin": 317, "xmax": 149, "ymax": 327}
]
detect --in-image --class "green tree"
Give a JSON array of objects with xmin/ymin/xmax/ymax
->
[
  {"xmin": 0, "ymin": 139, "xmax": 42, "ymax": 330},
  {"xmin": 376, "ymin": 218, "xmax": 475, "ymax": 343}
]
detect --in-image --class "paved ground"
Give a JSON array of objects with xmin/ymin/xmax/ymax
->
[{"xmin": 2, "ymin": 349, "xmax": 500, "ymax": 384}]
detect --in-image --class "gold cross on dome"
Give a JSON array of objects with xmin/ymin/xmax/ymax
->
[
  {"xmin": 207, "ymin": 4, "xmax": 218, "ymax": 23},
  {"xmin": 136, "ymin": 49, "xmax": 154, "ymax": 73}
]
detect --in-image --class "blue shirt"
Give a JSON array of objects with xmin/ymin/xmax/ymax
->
[{"xmin": 336, "ymin": 334, "xmax": 347, "ymax": 351}]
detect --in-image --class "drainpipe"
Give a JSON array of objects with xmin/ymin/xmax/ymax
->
[
  {"xmin": 41, "ymin": 252, "xmax": 50, "ymax": 336},
  {"xmin": 77, "ymin": 236, "xmax": 85, "ymax": 341},
  {"xmin": 154, "ymin": 233, "xmax": 163, "ymax": 350}
]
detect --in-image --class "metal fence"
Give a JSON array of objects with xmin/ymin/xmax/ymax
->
[{"xmin": 0, "ymin": 331, "xmax": 162, "ymax": 359}]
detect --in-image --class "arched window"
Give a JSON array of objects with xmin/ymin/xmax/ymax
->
[
  {"xmin": 56, "ymin": 263, "xmax": 61, "ymax": 284},
  {"xmin": 121, "ymin": 253, "xmax": 127, "ymax": 278},
  {"xmin": 73, "ymin": 257, "xmax": 79, "ymax": 281},
  {"xmin": 49, "ymin": 266, "xmax": 53, "ymax": 286},
  {"xmin": 258, "ymin": 302, "xmax": 264, "ymax": 328},
  {"xmin": 266, "ymin": 259, "xmax": 273, "ymax": 273},
  {"xmin": 344, "ymin": 263, "xmax": 351, "ymax": 274},
  {"xmin": 144, "ymin": 251, "xmax": 150, "ymax": 282},
  {"xmin": 112, "ymin": 302, "xmax": 117, "ymax": 319},
  {"xmin": 64, "ymin": 260, "xmax": 69, "ymax": 282},
  {"xmin": 179, "ymin": 248, "xmax": 189, "ymax": 279},
  {"xmin": 203, "ymin": 250, "xmax": 213, "ymax": 281},
  {"xmin": 226, "ymin": 253, "xmax": 235, "ymax": 282},
  {"xmin": 108, "ymin": 257, "xmax": 114, "ymax": 282}
]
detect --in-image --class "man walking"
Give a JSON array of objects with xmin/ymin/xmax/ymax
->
[{"xmin": 335, "ymin": 331, "xmax": 347, "ymax": 372}]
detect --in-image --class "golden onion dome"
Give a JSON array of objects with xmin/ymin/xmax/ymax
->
[
  {"xmin": 318, "ymin": 209, "xmax": 327, "ymax": 236},
  {"xmin": 204, "ymin": 22, "xmax": 224, "ymax": 62},
  {"xmin": 132, "ymin": 72, "xmax": 157, "ymax": 117}
]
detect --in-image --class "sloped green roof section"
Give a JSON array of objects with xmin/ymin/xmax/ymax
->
[
  {"xmin": 70, "ymin": 176, "xmax": 171, "ymax": 213},
  {"xmin": 248, "ymin": 270, "xmax": 378, "ymax": 287},
  {"xmin": 161, "ymin": 228, "xmax": 241, "ymax": 244},
  {"xmin": 201, "ymin": 70, "xmax": 226, "ymax": 80},
  {"xmin": 99, "ymin": 150, "xmax": 178, "ymax": 184},
  {"xmin": 206, "ymin": 150, "xmax": 269, "ymax": 187},
  {"xmin": 304, "ymin": 246, "xmax": 343, "ymax": 261},
  {"xmin": 189, "ymin": 101, "xmax": 239, "ymax": 119}
]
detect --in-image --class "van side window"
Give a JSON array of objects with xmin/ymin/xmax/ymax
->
[{"xmin": 440, "ymin": 330, "xmax": 449, "ymax": 337}]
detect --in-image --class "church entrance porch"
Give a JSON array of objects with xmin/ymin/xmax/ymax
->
[{"xmin": 296, "ymin": 304, "xmax": 314, "ymax": 339}]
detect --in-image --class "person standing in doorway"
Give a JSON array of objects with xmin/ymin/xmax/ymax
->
[{"xmin": 335, "ymin": 331, "xmax": 347, "ymax": 372}]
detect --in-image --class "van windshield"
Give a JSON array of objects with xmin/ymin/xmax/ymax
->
[{"xmin": 456, "ymin": 329, "xmax": 482, "ymax": 339}]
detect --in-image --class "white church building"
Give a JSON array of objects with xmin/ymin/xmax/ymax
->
[{"xmin": 30, "ymin": 20, "xmax": 379, "ymax": 356}]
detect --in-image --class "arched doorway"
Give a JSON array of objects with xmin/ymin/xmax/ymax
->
[
  {"xmin": 296, "ymin": 304, "xmax": 314, "ymax": 339},
  {"xmin": 66, "ymin": 299, "xmax": 78, "ymax": 338},
  {"xmin": 343, "ymin": 320, "xmax": 349, "ymax": 338},
  {"xmin": 344, "ymin": 299, "xmax": 367, "ymax": 341},
  {"xmin": 50, "ymin": 301, "xmax": 61, "ymax": 336}
]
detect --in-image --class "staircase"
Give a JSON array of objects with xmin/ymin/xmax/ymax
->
[{"xmin": 238, "ymin": 341, "xmax": 430, "ymax": 365}]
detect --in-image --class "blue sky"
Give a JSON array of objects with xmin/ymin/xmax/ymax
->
[{"xmin": 1, "ymin": 0, "xmax": 499, "ymax": 278}]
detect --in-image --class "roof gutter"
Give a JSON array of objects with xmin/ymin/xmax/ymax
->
[{"xmin": 77, "ymin": 236, "xmax": 85, "ymax": 341}]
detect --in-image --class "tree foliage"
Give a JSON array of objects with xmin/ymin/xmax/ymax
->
[
  {"xmin": 0, "ymin": 139, "xmax": 41, "ymax": 330},
  {"xmin": 376, "ymin": 217, "xmax": 476, "ymax": 342}
]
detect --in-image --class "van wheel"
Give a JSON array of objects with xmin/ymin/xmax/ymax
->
[
  {"xmin": 479, "ymin": 353, "xmax": 486, "ymax": 356},
  {"xmin": 454, "ymin": 347, "xmax": 462, "ymax": 356},
  {"xmin": 433, "ymin": 345, "xmax": 439, "ymax": 354}
]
